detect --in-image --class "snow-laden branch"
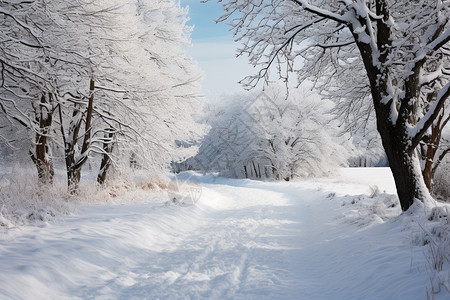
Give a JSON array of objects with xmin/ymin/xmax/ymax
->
[
  {"xmin": 0, "ymin": 7, "xmax": 41, "ymax": 39},
  {"xmin": 0, "ymin": 96, "xmax": 33, "ymax": 128},
  {"xmin": 95, "ymin": 85, "xmax": 128, "ymax": 93},
  {"xmin": 315, "ymin": 40, "xmax": 355, "ymax": 49},
  {"xmin": 291, "ymin": 0, "xmax": 348, "ymax": 24},
  {"xmin": 419, "ymin": 67, "xmax": 445, "ymax": 86},
  {"xmin": 428, "ymin": 26, "xmax": 450, "ymax": 53},
  {"xmin": 410, "ymin": 81, "xmax": 450, "ymax": 152}
]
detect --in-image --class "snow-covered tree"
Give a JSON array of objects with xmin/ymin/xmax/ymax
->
[
  {"xmin": 195, "ymin": 84, "xmax": 346, "ymax": 179},
  {"xmin": 96, "ymin": 0, "xmax": 204, "ymax": 182},
  {"xmin": 315, "ymin": 3, "xmax": 450, "ymax": 189},
  {"xmin": 0, "ymin": 0, "xmax": 59, "ymax": 184},
  {"xmin": 217, "ymin": 0, "xmax": 450, "ymax": 211},
  {"xmin": 195, "ymin": 93, "xmax": 265, "ymax": 178},
  {"xmin": 1, "ymin": 0, "xmax": 204, "ymax": 192}
]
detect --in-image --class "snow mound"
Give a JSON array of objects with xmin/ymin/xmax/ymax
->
[{"xmin": 339, "ymin": 192, "xmax": 401, "ymax": 227}]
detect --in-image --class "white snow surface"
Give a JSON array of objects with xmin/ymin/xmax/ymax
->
[{"xmin": 0, "ymin": 168, "xmax": 448, "ymax": 299}]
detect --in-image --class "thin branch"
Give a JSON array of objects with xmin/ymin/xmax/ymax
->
[
  {"xmin": 291, "ymin": 0, "xmax": 348, "ymax": 24},
  {"xmin": 410, "ymin": 82, "xmax": 450, "ymax": 152}
]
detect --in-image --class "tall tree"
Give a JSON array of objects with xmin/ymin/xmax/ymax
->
[{"xmin": 218, "ymin": 0, "xmax": 450, "ymax": 211}]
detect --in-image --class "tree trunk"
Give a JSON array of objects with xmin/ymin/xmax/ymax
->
[
  {"xmin": 61, "ymin": 104, "xmax": 83, "ymax": 194},
  {"xmin": 97, "ymin": 129, "xmax": 115, "ymax": 185},
  {"xmin": 64, "ymin": 144, "xmax": 84, "ymax": 194},
  {"xmin": 373, "ymin": 91, "xmax": 430, "ymax": 211},
  {"xmin": 67, "ymin": 167, "xmax": 80, "ymax": 194},
  {"xmin": 421, "ymin": 112, "xmax": 447, "ymax": 191},
  {"xmin": 31, "ymin": 93, "xmax": 54, "ymax": 185},
  {"xmin": 423, "ymin": 136, "xmax": 437, "ymax": 191},
  {"xmin": 252, "ymin": 160, "xmax": 259, "ymax": 178},
  {"xmin": 382, "ymin": 137, "xmax": 427, "ymax": 211},
  {"xmin": 67, "ymin": 78, "xmax": 94, "ymax": 193},
  {"xmin": 60, "ymin": 78, "xmax": 95, "ymax": 194},
  {"xmin": 356, "ymin": 27, "xmax": 431, "ymax": 211}
]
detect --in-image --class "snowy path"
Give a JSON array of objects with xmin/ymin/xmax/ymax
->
[{"xmin": 0, "ymin": 169, "xmax": 438, "ymax": 299}]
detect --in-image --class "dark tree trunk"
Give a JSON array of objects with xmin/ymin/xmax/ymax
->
[
  {"xmin": 421, "ymin": 112, "xmax": 448, "ymax": 192},
  {"xmin": 30, "ymin": 93, "xmax": 54, "ymax": 185},
  {"xmin": 372, "ymin": 85, "xmax": 429, "ymax": 211},
  {"xmin": 67, "ymin": 165, "xmax": 80, "ymax": 194},
  {"xmin": 422, "ymin": 133, "xmax": 438, "ymax": 191},
  {"xmin": 68, "ymin": 78, "xmax": 94, "ymax": 193},
  {"xmin": 97, "ymin": 129, "xmax": 115, "ymax": 185},
  {"xmin": 60, "ymin": 78, "xmax": 95, "ymax": 194},
  {"xmin": 252, "ymin": 161, "xmax": 259, "ymax": 178},
  {"xmin": 381, "ymin": 134, "xmax": 427, "ymax": 211},
  {"xmin": 61, "ymin": 105, "xmax": 83, "ymax": 194}
]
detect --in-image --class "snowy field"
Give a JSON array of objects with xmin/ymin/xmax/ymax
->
[{"xmin": 0, "ymin": 168, "xmax": 449, "ymax": 299}]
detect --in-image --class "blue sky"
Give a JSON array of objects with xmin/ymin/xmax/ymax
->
[
  {"xmin": 181, "ymin": 0, "xmax": 230, "ymax": 39},
  {"xmin": 180, "ymin": 0, "xmax": 254, "ymax": 99}
]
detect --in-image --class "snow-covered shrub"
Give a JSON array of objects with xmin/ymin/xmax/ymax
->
[
  {"xmin": 340, "ymin": 193, "xmax": 400, "ymax": 227},
  {"xmin": 90, "ymin": 168, "xmax": 168, "ymax": 203},
  {"xmin": 424, "ymin": 207, "xmax": 450, "ymax": 297},
  {"xmin": 0, "ymin": 161, "xmax": 173, "ymax": 227},
  {"xmin": 0, "ymin": 166, "xmax": 76, "ymax": 227},
  {"xmin": 194, "ymin": 83, "xmax": 348, "ymax": 180}
]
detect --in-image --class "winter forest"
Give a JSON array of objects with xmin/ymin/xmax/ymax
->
[{"xmin": 0, "ymin": 0, "xmax": 450, "ymax": 299}]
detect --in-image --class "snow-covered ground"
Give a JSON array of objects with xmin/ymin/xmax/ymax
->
[{"xmin": 0, "ymin": 168, "xmax": 448, "ymax": 299}]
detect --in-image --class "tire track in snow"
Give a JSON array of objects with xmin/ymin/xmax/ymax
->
[
  {"xmin": 176, "ymin": 186, "xmax": 257, "ymax": 299},
  {"xmin": 184, "ymin": 181, "xmax": 307, "ymax": 299}
]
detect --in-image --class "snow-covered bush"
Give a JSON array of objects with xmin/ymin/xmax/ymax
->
[
  {"xmin": 339, "ymin": 193, "xmax": 400, "ymax": 227},
  {"xmin": 423, "ymin": 206, "xmax": 450, "ymax": 297},
  {"xmin": 88, "ymin": 167, "xmax": 169, "ymax": 203},
  {"xmin": 0, "ymin": 162, "xmax": 173, "ymax": 227},
  {"xmin": 0, "ymin": 166, "xmax": 76, "ymax": 227},
  {"xmin": 193, "ymin": 83, "xmax": 348, "ymax": 180}
]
